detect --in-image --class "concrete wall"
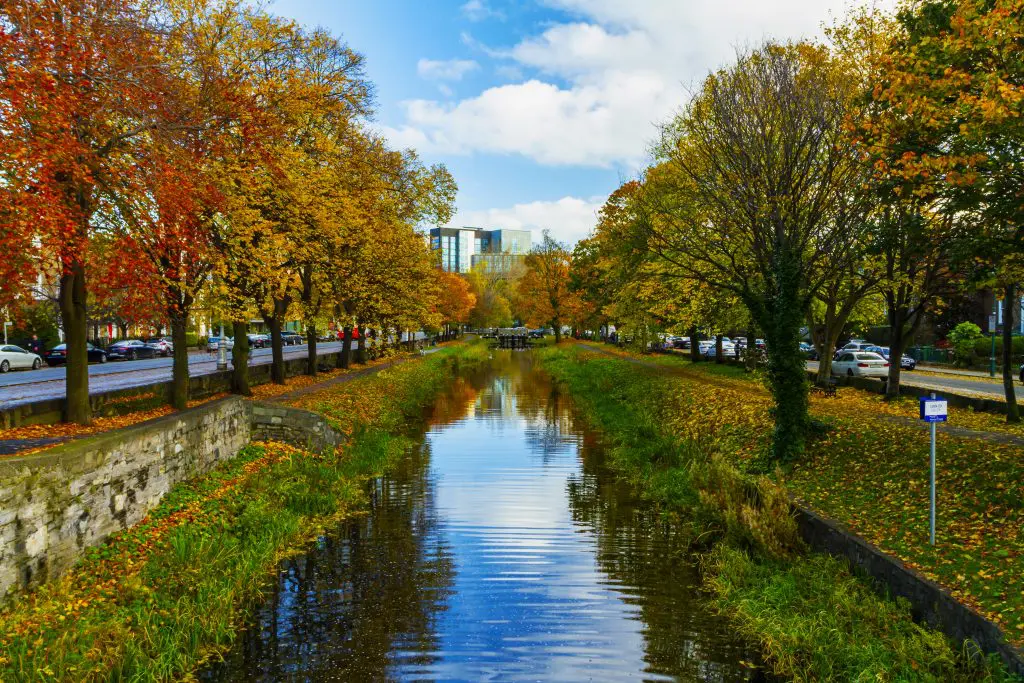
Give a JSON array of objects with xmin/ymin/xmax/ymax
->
[
  {"xmin": 0, "ymin": 396, "xmax": 342, "ymax": 603},
  {"xmin": 0, "ymin": 350, "xmax": 343, "ymax": 429}
]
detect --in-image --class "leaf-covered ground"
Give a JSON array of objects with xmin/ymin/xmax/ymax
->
[
  {"xmin": 576, "ymin": 343, "xmax": 1023, "ymax": 649},
  {"xmin": 0, "ymin": 343, "xmax": 483, "ymax": 680}
]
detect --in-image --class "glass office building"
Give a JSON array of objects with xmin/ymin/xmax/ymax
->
[{"xmin": 429, "ymin": 227, "xmax": 531, "ymax": 274}]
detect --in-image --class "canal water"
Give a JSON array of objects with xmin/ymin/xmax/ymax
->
[{"xmin": 201, "ymin": 351, "xmax": 765, "ymax": 681}]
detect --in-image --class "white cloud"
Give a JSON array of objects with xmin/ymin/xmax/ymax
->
[
  {"xmin": 391, "ymin": 0, "xmax": 893, "ymax": 168},
  {"xmin": 449, "ymin": 196, "xmax": 604, "ymax": 247},
  {"xmin": 416, "ymin": 58, "xmax": 480, "ymax": 82},
  {"xmin": 461, "ymin": 0, "xmax": 504, "ymax": 22}
]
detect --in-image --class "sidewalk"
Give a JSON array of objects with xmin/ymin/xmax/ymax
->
[{"xmin": 916, "ymin": 363, "xmax": 1004, "ymax": 379}]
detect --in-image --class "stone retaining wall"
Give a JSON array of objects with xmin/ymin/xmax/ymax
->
[
  {"xmin": 794, "ymin": 506, "xmax": 1024, "ymax": 676},
  {"xmin": 250, "ymin": 402, "xmax": 342, "ymax": 454},
  {"xmin": 0, "ymin": 396, "xmax": 343, "ymax": 604}
]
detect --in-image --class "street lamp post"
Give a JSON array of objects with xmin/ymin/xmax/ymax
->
[{"xmin": 217, "ymin": 322, "xmax": 228, "ymax": 371}]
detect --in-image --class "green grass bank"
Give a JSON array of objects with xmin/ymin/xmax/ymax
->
[
  {"xmin": 538, "ymin": 344, "xmax": 1017, "ymax": 682},
  {"xmin": 0, "ymin": 342, "xmax": 488, "ymax": 681}
]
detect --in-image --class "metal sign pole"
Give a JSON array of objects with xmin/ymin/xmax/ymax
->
[
  {"xmin": 930, "ymin": 416, "xmax": 936, "ymax": 546},
  {"xmin": 920, "ymin": 391, "xmax": 946, "ymax": 546}
]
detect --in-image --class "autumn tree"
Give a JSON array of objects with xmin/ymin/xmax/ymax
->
[
  {"xmin": 435, "ymin": 271, "xmax": 476, "ymax": 341},
  {"xmin": 518, "ymin": 230, "xmax": 573, "ymax": 343},
  {"xmin": 0, "ymin": 0, "xmax": 198, "ymax": 423},
  {"xmin": 866, "ymin": 0, "xmax": 1023, "ymax": 419},
  {"xmin": 645, "ymin": 43, "xmax": 867, "ymax": 464}
]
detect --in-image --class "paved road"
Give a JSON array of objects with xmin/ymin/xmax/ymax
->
[
  {"xmin": 0, "ymin": 343, "xmax": 342, "ymax": 409},
  {"xmin": 807, "ymin": 361, "xmax": 1023, "ymax": 400}
]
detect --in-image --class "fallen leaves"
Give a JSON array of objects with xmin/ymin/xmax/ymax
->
[{"xmin": 582, "ymin": 345, "xmax": 1024, "ymax": 647}]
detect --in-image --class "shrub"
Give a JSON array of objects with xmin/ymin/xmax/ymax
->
[
  {"xmin": 972, "ymin": 334, "xmax": 1024, "ymax": 361},
  {"xmin": 947, "ymin": 322, "xmax": 983, "ymax": 367}
]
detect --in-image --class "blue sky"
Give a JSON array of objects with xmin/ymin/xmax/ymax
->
[{"xmin": 270, "ymin": 0, "xmax": 869, "ymax": 246}]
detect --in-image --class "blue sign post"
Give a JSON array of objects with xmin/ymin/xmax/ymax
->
[{"xmin": 919, "ymin": 393, "xmax": 947, "ymax": 545}]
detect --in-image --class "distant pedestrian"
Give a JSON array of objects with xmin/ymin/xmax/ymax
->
[{"xmin": 26, "ymin": 335, "xmax": 43, "ymax": 355}]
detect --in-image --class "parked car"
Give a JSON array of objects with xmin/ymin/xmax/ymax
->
[
  {"xmin": 144, "ymin": 337, "xmax": 173, "ymax": 357},
  {"xmin": 107, "ymin": 339, "xmax": 158, "ymax": 361},
  {"xmin": 877, "ymin": 346, "xmax": 916, "ymax": 370},
  {"xmin": 832, "ymin": 351, "xmax": 889, "ymax": 379},
  {"xmin": 834, "ymin": 341, "xmax": 876, "ymax": 360},
  {"xmin": 246, "ymin": 334, "xmax": 266, "ymax": 349},
  {"xmin": 529, "ymin": 329, "xmax": 545, "ymax": 339},
  {"xmin": 281, "ymin": 331, "xmax": 303, "ymax": 346},
  {"xmin": 207, "ymin": 336, "xmax": 234, "ymax": 351},
  {"xmin": 799, "ymin": 342, "xmax": 819, "ymax": 360},
  {"xmin": 672, "ymin": 337, "xmax": 690, "ymax": 349},
  {"xmin": 1020, "ymin": 362, "xmax": 1024, "ymax": 385},
  {"xmin": 0, "ymin": 344, "xmax": 43, "ymax": 372},
  {"xmin": 699, "ymin": 340, "xmax": 735, "ymax": 358},
  {"xmin": 45, "ymin": 343, "xmax": 109, "ymax": 366}
]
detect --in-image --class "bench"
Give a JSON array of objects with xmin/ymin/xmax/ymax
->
[{"xmin": 810, "ymin": 379, "xmax": 838, "ymax": 398}]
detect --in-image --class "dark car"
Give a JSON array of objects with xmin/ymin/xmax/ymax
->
[
  {"xmin": 281, "ymin": 331, "xmax": 303, "ymax": 346},
  {"xmin": 878, "ymin": 346, "xmax": 916, "ymax": 370},
  {"xmin": 799, "ymin": 342, "xmax": 819, "ymax": 360},
  {"xmin": 107, "ymin": 339, "xmax": 158, "ymax": 361},
  {"xmin": 1019, "ymin": 363, "xmax": 1023, "ymax": 385},
  {"xmin": 529, "ymin": 329, "xmax": 545, "ymax": 339},
  {"xmin": 45, "ymin": 343, "xmax": 108, "ymax": 366},
  {"xmin": 246, "ymin": 334, "xmax": 266, "ymax": 349}
]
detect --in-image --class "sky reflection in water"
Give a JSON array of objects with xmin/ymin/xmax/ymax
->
[{"xmin": 201, "ymin": 352, "xmax": 764, "ymax": 682}]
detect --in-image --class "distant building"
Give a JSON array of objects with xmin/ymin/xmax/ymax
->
[{"xmin": 429, "ymin": 227, "xmax": 531, "ymax": 274}]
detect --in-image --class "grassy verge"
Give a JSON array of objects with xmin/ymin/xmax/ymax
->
[
  {"xmin": 538, "ymin": 343, "xmax": 1016, "ymax": 681},
  {"xmin": 0, "ymin": 342, "xmax": 485, "ymax": 681}
]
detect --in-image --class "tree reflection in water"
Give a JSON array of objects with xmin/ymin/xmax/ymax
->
[{"xmin": 202, "ymin": 350, "xmax": 766, "ymax": 682}]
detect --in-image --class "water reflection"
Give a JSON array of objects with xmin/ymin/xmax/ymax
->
[{"xmin": 201, "ymin": 351, "xmax": 765, "ymax": 682}]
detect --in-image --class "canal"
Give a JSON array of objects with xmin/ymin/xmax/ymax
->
[{"xmin": 201, "ymin": 351, "xmax": 766, "ymax": 681}]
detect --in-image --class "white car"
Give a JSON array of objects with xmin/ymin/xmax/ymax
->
[
  {"xmin": 832, "ymin": 351, "xmax": 889, "ymax": 379},
  {"xmin": 0, "ymin": 344, "xmax": 43, "ymax": 372},
  {"xmin": 699, "ymin": 340, "xmax": 736, "ymax": 357}
]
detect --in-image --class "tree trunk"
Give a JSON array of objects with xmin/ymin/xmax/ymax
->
[
  {"xmin": 230, "ymin": 321, "xmax": 251, "ymax": 396},
  {"xmin": 356, "ymin": 328, "xmax": 367, "ymax": 364},
  {"xmin": 688, "ymin": 325, "xmax": 700, "ymax": 362},
  {"xmin": 715, "ymin": 334, "xmax": 724, "ymax": 364},
  {"xmin": 1002, "ymin": 283, "xmax": 1020, "ymax": 423},
  {"xmin": 266, "ymin": 315, "xmax": 285, "ymax": 384},
  {"xmin": 169, "ymin": 312, "xmax": 189, "ymax": 410},
  {"xmin": 744, "ymin": 322, "xmax": 757, "ymax": 372},
  {"xmin": 763, "ymin": 253, "xmax": 808, "ymax": 464},
  {"xmin": 305, "ymin": 322, "xmax": 318, "ymax": 377},
  {"xmin": 341, "ymin": 326, "xmax": 352, "ymax": 369},
  {"xmin": 553, "ymin": 319, "xmax": 562, "ymax": 344},
  {"xmin": 59, "ymin": 264, "xmax": 91, "ymax": 425},
  {"xmin": 886, "ymin": 306, "xmax": 905, "ymax": 399},
  {"xmin": 117, "ymin": 321, "xmax": 128, "ymax": 340}
]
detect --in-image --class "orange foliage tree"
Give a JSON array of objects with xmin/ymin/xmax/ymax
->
[
  {"xmin": 517, "ymin": 230, "xmax": 575, "ymax": 342},
  {"xmin": 435, "ymin": 271, "xmax": 476, "ymax": 341}
]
